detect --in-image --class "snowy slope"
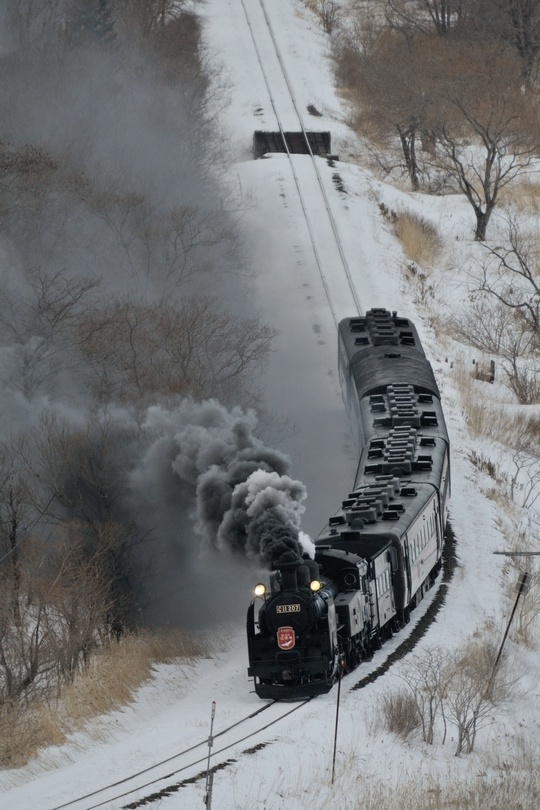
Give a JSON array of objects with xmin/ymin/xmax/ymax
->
[{"xmin": 1, "ymin": 1, "xmax": 539, "ymax": 809}]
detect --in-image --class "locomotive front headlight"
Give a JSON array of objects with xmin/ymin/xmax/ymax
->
[
  {"xmin": 309, "ymin": 579, "xmax": 322, "ymax": 592},
  {"xmin": 254, "ymin": 583, "xmax": 266, "ymax": 597}
]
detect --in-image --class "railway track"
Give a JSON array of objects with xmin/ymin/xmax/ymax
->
[
  {"xmin": 35, "ymin": 6, "xmax": 459, "ymax": 809},
  {"xmin": 239, "ymin": 0, "xmax": 363, "ymax": 326},
  {"xmin": 119, "ymin": 6, "xmax": 459, "ymax": 806},
  {"xmin": 95, "ymin": 523, "xmax": 457, "ymax": 809},
  {"xmin": 43, "ymin": 524, "xmax": 457, "ymax": 810},
  {"xmin": 46, "ymin": 699, "xmax": 309, "ymax": 810}
]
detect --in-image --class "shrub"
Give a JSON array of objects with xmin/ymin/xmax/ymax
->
[
  {"xmin": 394, "ymin": 211, "xmax": 442, "ymax": 266},
  {"xmin": 379, "ymin": 690, "xmax": 421, "ymax": 739}
]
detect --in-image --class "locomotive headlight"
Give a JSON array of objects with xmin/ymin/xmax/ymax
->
[
  {"xmin": 309, "ymin": 579, "xmax": 322, "ymax": 592},
  {"xmin": 254, "ymin": 583, "xmax": 266, "ymax": 598}
]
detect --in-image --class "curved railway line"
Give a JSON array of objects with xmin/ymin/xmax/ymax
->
[
  {"xmin": 36, "ymin": 2, "xmax": 459, "ymax": 808},
  {"xmin": 46, "ymin": 700, "xmax": 309, "ymax": 810},
  {"xmin": 45, "ymin": 551, "xmax": 458, "ymax": 809},
  {"xmin": 50, "ymin": 533, "xmax": 457, "ymax": 810}
]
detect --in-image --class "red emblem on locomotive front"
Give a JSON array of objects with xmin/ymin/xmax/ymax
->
[{"xmin": 277, "ymin": 626, "xmax": 296, "ymax": 650}]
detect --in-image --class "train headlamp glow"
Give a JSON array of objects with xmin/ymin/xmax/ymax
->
[
  {"xmin": 309, "ymin": 579, "xmax": 322, "ymax": 592},
  {"xmin": 254, "ymin": 583, "xmax": 266, "ymax": 598}
]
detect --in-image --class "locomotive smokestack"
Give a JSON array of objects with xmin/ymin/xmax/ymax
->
[
  {"xmin": 275, "ymin": 560, "xmax": 301, "ymax": 591},
  {"xmin": 302, "ymin": 554, "xmax": 320, "ymax": 583},
  {"xmin": 297, "ymin": 564, "xmax": 310, "ymax": 588}
]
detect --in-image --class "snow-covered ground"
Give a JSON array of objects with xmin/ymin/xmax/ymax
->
[{"xmin": 1, "ymin": 1, "xmax": 539, "ymax": 808}]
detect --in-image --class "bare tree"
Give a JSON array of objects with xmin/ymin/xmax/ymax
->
[
  {"xmin": 464, "ymin": 0, "xmax": 540, "ymax": 78},
  {"xmin": 507, "ymin": 449, "xmax": 540, "ymax": 506},
  {"xmin": 0, "ymin": 456, "xmax": 32, "ymax": 629},
  {"xmin": 0, "ymin": 411, "xmax": 142, "ymax": 723},
  {"xmin": 385, "ymin": 0, "xmax": 466, "ymax": 36},
  {"xmin": 17, "ymin": 413, "xmax": 139, "ymax": 630},
  {"xmin": 0, "ymin": 452, "xmax": 61, "ymax": 706},
  {"xmin": 453, "ymin": 217, "xmax": 540, "ymax": 401},
  {"xmin": 3, "ymin": 0, "xmax": 68, "ymax": 50},
  {"xmin": 480, "ymin": 216, "xmax": 540, "ymax": 336},
  {"xmin": 423, "ymin": 0, "xmax": 463, "ymax": 32},
  {"xmin": 445, "ymin": 638, "xmax": 511, "ymax": 756},
  {"xmin": 341, "ymin": 10, "xmax": 540, "ymax": 217},
  {"xmin": 339, "ymin": 30, "xmax": 441, "ymax": 189},
  {"xmin": 0, "ymin": 266, "xmax": 98, "ymax": 399},
  {"xmin": 112, "ymin": 0, "xmax": 189, "ymax": 38},
  {"xmin": 381, "ymin": 638, "xmax": 513, "ymax": 755},
  {"xmin": 500, "ymin": 0, "xmax": 540, "ymax": 76},
  {"xmin": 386, "ymin": 0, "xmax": 540, "ymax": 79},
  {"xmin": 47, "ymin": 520, "xmax": 131, "ymax": 676},
  {"xmin": 453, "ymin": 297, "xmax": 540, "ymax": 403},
  {"xmin": 0, "ymin": 142, "xmax": 95, "ymax": 280},
  {"xmin": 430, "ymin": 42, "xmax": 539, "ymax": 240},
  {"xmin": 77, "ymin": 296, "xmax": 276, "ymax": 403},
  {"xmin": 86, "ymin": 183, "xmax": 236, "ymax": 290},
  {"xmin": 0, "ymin": 142, "xmax": 61, "ymax": 246},
  {"xmin": 398, "ymin": 647, "xmax": 453, "ymax": 744},
  {"xmin": 311, "ymin": 0, "xmax": 342, "ymax": 34}
]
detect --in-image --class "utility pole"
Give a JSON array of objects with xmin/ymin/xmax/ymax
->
[
  {"xmin": 487, "ymin": 552, "xmax": 537, "ymax": 695},
  {"xmin": 204, "ymin": 701, "xmax": 216, "ymax": 809},
  {"xmin": 331, "ymin": 658, "xmax": 344, "ymax": 785}
]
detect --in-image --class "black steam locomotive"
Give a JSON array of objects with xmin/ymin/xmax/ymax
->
[{"xmin": 247, "ymin": 309, "xmax": 450, "ymax": 699}]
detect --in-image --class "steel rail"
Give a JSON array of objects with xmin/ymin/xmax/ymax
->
[
  {"xmin": 79, "ymin": 699, "xmax": 310, "ymax": 810},
  {"xmin": 257, "ymin": 0, "xmax": 362, "ymax": 317},
  {"xmin": 239, "ymin": 0, "xmax": 355, "ymax": 327},
  {"xmin": 47, "ymin": 700, "xmax": 279, "ymax": 810}
]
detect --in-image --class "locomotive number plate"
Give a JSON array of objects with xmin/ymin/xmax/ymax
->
[{"xmin": 276, "ymin": 603, "xmax": 301, "ymax": 613}]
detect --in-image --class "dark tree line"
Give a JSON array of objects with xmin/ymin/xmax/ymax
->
[{"xmin": 0, "ymin": 0, "xmax": 271, "ymax": 753}]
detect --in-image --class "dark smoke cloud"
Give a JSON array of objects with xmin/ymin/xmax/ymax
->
[
  {"xmin": 0, "ymin": 8, "xmax": 293, "ymax": 628},
  {"xmin": 215, "ymin": 469, "xmax": 307, "ymax": 565},
  {"xmin": 130, "ymin": 400, "xmax": 311, "ymax": 570},
  {"xmin": 121, "ymin": 399, "xmax": 314, "ymax": 626}
]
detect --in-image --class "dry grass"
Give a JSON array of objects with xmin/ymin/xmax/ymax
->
[
  {"xmin": 452, "ymin": 361, "xmax": 540, "ymax": 450},
  {"xmin": 61, "ymin": 634, "xmax": 154, "ymax": 725},
  {"xmin": 378, "ymin": 690, "xmax": 421, "ymax": 739},
  {"xmin": 0, "ymin": 702, "xmax": 65, "ymax": 769},
  {"xmin": 394, "ymin": 211, "xmax": 442, "ymax": 266},
  {"xmin": 230, "ymin": 745, "xmax": 540, "ymax": 810},
  {"xmin": 137, "ymin": 627, "xmax": 214, "ymax": 664},
  {"xmin": 62, "ymin": 629, "xmax": 214, "ymax": 726},
  {"xmin": 0, "ymin": 628, "xmax": 214, "ymax": 769},
  {"xmin": 347, "ymin": 774, "xmax": 540, "ymax": 810},
  {"xmin": 500, "ymin": 180, "xmax": 540, "ymax": 213}
]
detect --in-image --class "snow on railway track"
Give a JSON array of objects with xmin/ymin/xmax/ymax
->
[
  {"xmin": 46, "ymin": 700, "xmax": 308, "ymax": 810},
  {"xmin": 239, "ymin": 0, "xmax": 363, "ymax": 323}
]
